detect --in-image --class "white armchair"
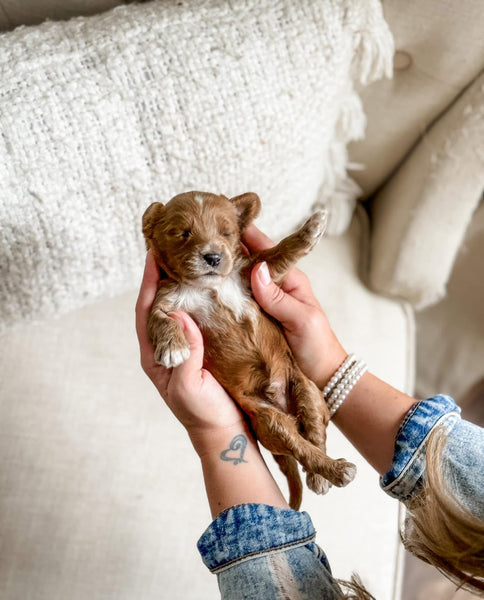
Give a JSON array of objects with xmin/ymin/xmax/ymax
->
[{"xmin": 0, "ymin": 2, "xmax": 482, "ymax": 599}]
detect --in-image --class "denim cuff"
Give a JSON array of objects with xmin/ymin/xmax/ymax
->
[
  {"xmin": 380, "ymin": 394, "xmax": 461, "ymax": 502},
  {"xmin": 197, "ymin": 504, "xmax": 316, "ymax": 574}
]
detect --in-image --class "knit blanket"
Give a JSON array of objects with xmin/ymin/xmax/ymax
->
[{"xmin": 0, "ymin": 0, "xmax": 393, "ymax": 331}]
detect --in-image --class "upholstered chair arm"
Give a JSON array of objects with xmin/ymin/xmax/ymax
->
[{"xmin": 367, "ymin": 70, "xmax": 484, "ymax": 309}]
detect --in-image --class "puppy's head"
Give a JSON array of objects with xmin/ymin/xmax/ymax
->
[{"xmin": 142, "ymin": 191, "xmax": 260, "ymax": 286}]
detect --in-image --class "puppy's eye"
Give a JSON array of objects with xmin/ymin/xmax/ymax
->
[
  {"xmin": 181, "ymin": 230, "xmax": 192, "ymax": 239},
  {"xmin": 222, "ymin": 231, "xmax": 233, "ymax": 238}
]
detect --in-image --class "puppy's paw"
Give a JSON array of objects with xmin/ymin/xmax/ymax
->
[
  {"xmin": 304, "ymin": 210, "xmax": 327, "ymax": 243},
  {"xmin": 154, "ymin": 340, "xmax": 190, "ymax": 368},
  {"xmin": 331, "ymin": 459, "xmax": 357, "ymax": 488},
  {"xmin": 341, "ymin": 462, "xmax": 357, "ymax": 486},
  {"xmin": 306, "ymin": 472, "xmax": 332, "ymax": 495}
]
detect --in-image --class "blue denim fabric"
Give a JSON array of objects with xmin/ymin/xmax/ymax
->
[
  {"xmin": 198, "ymin": 504, "xmax": 337, "ymax": 599},
  {"xmin": 197, "ymin": 395, "xmax": 484, "ymax": 598},
  {"xmin": 381, "ymin": 394, "xmax": 484, "ymax": 519},
  {"xmin": 443, "ymin": 417, "xmax": 484, "ymax": 518}
]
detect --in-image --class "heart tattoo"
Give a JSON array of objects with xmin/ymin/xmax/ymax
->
[{"xmin": 220, "ymin": 434, "xmax": 248, "ymax": 465}]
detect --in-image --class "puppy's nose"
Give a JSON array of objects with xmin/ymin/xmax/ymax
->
[{"xmin": 203, "ymin": 253, "xmax": 222, "ymax": 268}]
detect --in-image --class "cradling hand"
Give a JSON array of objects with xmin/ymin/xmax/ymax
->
[
  {"xmin": 135, "ymin": 251, "xmax": 245, "ymax": 453},
  {"xmin": 243, "ymin": 224, "xmax": 347, "ymax": 389}
]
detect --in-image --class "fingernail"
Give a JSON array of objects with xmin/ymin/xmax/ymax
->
[{"xmin": 258, "ymin": 262, "xmax": 271, "ymax": 286}]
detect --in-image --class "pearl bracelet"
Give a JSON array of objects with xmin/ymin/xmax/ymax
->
[{"xmin": 323, "ymin": 354, "xmax": 367, "ymax": 418}]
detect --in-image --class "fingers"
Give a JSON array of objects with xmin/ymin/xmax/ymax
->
[
  {"xmin": 135, "ymin": 251, "xmax": 160, "ymax": 361},
  {"xmin": 136, "ymin": 250, "xmax": 160, "ymax": 311},
  {"xmin": 169, "ymin": 311, "xmax": 205, "ymax": 376},
  {"xmin": 243, "ymin": 224, "xmax": 310, "ymax": 293},
  {"xmin": 242, "ymin": 223, "xmax": 275, "ymax": 252},
  {"xmin": 134, "ymin": 251, "xmax": 205, "ymax": 381},
  {"xmin": 251, "ymin": 262, "xmax": 303, "ymax": 331}
]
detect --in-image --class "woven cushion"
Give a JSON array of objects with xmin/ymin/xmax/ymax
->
[{"xmin": 0, "ymin": 0, "xmax": 392, "ymax": 331}]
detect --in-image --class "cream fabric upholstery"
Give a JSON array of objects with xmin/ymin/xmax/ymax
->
[
  {"xmin": 1, "ymin": 2, "xmax": 482, "ymax": 315},
  {"xmin": 0, "ymin": 211, "xmax": 413, "ymax": 600},
  {"xmin": 349, "ymin": 0, "xmax": 484, "ymax": 197},
  {"xmin": 416, "ymin": 200, "xmax": 484, "ymax": 400},
  {"xmin": 348, "ymin": 0, "xmax": 484, "ymax": 309},
  {"xmin": 368, "ymin": 70, "xmax": 484, "ymax": 308},
  {"xmin": 0, "ymin": 0, "xmax": 392, "ymax": 332}
]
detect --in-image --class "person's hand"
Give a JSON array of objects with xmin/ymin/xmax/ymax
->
[
  {"xmin": 243, "ymin": 224, "xmax": 347, "ymax": 389},
  {"xmin": 135, "ymin": 251, "xmax": 245, "ymax": 454},
  {"xmin": 135, "ymin": 251, "xmax": 290, "ymax": 516}
]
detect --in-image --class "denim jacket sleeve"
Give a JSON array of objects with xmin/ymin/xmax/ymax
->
[
  {"xmin": 380, "ymin": 394, "xmax": 484, "ymax": 519},
  {"xmin": 197, "ymin": 395, "xmax": 484, "ymax": 599},
  {"xmin": 197, "ymin": 503, "xmax": 339, "ymax": 600}
]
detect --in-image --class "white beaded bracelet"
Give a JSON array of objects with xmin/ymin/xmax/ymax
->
[
  {"xmin": 322, "ymin": 354, "xmax": 357, "ymax": 398},
  {"xmin": 323, "ymin": 355, "xmax": 367, "ymax": 418}
]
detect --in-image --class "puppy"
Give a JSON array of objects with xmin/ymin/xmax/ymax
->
[{"xmin": 142, "ymin": 191, "xmax": 356, "ymax": 509}]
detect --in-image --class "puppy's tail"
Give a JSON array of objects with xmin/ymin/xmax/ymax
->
[
  {"xmin": 272, "ymin": 454, "xmax": 303, "ymax": 511},
  {"xmin": 333, "ymin": 574, "xmax": 376, "ymax": 600}
]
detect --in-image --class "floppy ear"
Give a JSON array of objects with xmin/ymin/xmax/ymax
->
[
  {"xmin": 142, "ymin": 202, "xmax": 165, "ymax": 240},
  {"xmin": 230, "ymin": 193, "xmax": 261, "ymax": 231}
]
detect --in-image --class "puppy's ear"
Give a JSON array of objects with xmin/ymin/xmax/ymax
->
[
  {"xmin": 230, "ymin": 193, "xmax": 261, "ymax": 231},
  {"xmin": 142, "ymin": 202, "xmax": 165, "ymax": 239}
]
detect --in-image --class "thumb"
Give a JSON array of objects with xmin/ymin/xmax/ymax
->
[
  {"xmin": 169, "ymin": 311, "xmax": 205, "ymax": 373},
  {"xmin": 251, "ymin": 262, "xmax": 300, "ymax": 327}
]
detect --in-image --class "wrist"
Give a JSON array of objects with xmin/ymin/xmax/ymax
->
[
  {"xmin": 188, "ymin": 420, "xmax": 254, "ymax": 460},
  {"xmin": 313, "ymin": 334, "xmax": 348, "ymax": 390},
  {"xmin": 188, "ymin": 420, "xmax": 290, "ymax": 517},
  {"xmin": 323, "ymin": 354, "xmax": 368, "ymax": 418}
]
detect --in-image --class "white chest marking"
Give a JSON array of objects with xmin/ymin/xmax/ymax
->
[
  {"xmin": 169, "ymin": 285, "xmax": 213, "ymax": 323},
  {"xmin": 216, "ymin": 273, "xmax": 257, "ymax": 322},
  {"xmin": 167, "ymin": 273, "xmax": 257, "ymax": 325}
]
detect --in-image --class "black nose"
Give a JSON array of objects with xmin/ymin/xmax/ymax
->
[{"xmin": 203, "ymin": 253, "xmax": 222, "ymax": 268}]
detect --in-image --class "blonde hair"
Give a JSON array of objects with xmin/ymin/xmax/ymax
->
[
  {"xmin": 335, "ymin": 575, "xmax": 375, "ymax": 599},
  {"xmin": 401, "ymin": 426, "xmax": 484, "ymax": 596}
]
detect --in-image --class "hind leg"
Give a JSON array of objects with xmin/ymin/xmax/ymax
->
[
  {"xmin": 273, "ymin": 454, "xmax": 303, "ymax": 511},
  {"xmin": 292, "ymin": 372, "xmax": 356, "ymax": 493},
  {"xmin": 241, "ymin": 397, "xmax": 352, "ymax": 488},
  {"xmin": 294, "ymin": 376, "xmax": 333, "ymax": 495}
]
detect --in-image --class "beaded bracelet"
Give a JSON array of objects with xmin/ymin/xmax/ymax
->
[{"xmin": 323, "ymin": 354, "xmax": 367, "ymax": 418}]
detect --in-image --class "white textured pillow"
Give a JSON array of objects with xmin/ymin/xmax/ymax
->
[{"xmin": 0, "ymin": 0, "xmax": 392, "ymax": 330}]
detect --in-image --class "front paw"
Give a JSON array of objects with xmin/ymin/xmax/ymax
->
[
  {"xmin": 303, "ymin": 211, "xmax": 327, "ymax": 245},
  {"xmin": 154, "ymin": 339, "xmax": 190, "ymax": 368}
]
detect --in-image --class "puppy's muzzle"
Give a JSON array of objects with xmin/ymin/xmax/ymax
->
[{"xmin": 203, "ymin": 253, "xmax": 222, "ymax": 268}]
